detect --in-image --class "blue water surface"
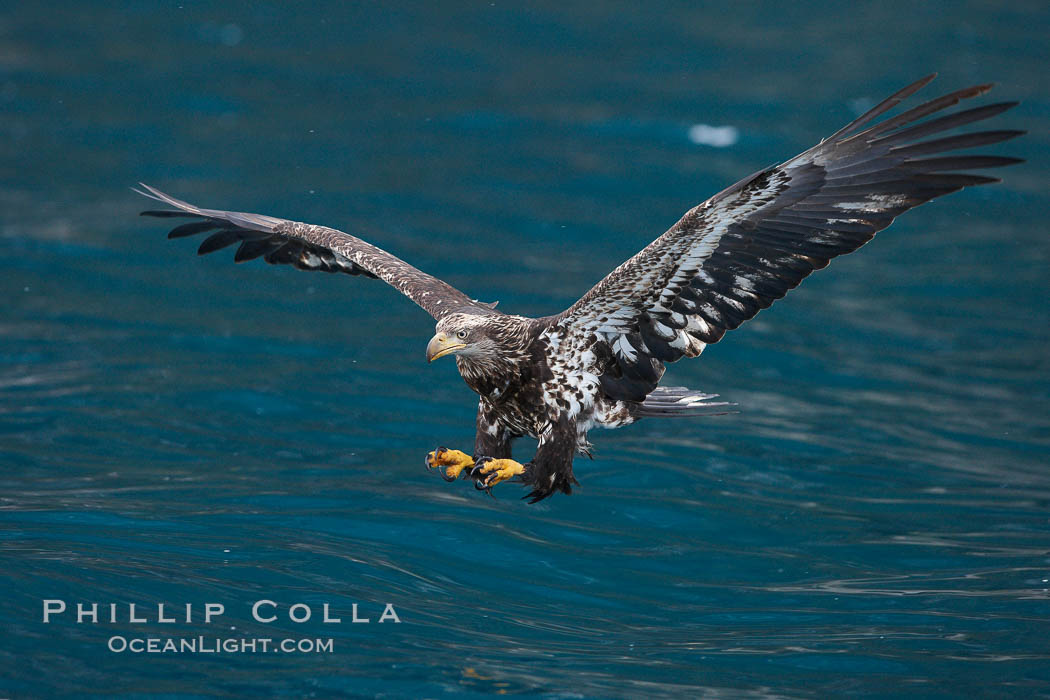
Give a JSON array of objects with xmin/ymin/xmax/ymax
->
[{"xmin": 2, "ymin": 1, "xmax": 1049, "ymax": 697}]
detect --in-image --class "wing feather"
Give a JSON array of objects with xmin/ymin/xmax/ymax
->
[
  {"xmin": 554, "ymin": 76, "xmax": 1022, "ymax": 402},
  {"xmin": 136, "ymin": 184, "xmax": 488, "ymax": 320}
]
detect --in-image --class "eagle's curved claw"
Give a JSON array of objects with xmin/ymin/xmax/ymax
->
[
  {"xmin": 425, "ymin": 447, "xmax": 475, "ymax": 482},
  {"xmin": 472, "ymin": 457, "xmax": 526, "ymax": 488}
]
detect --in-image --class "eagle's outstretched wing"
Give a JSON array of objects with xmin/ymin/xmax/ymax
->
[
  {"xmin": 136, "ymin": 184, "xmax": 490, "ymax": 321},
  {"xmin": 555, "ymin": 75, "xmax": 1023, "ymax": 402}
]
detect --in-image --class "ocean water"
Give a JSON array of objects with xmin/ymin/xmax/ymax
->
[{"xmin": 2, "ymin": 1, "xmax": 1048, "ymax": 697}]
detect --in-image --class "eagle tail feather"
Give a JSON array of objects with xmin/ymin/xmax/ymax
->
[{"xmin": 633, "ymin": 386, "xmax": 735, "ymax": 418}]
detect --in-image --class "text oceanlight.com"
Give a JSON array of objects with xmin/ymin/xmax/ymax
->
[{"xmin": 107, "ymin": 636, "xmax": 335, "ymax": 654}]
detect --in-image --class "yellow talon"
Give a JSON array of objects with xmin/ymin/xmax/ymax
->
[
  {"xmin": 475, "ymin": 458, "xmax": 525, "ymax": 487},
  {"xmin": 426, "ymin": 447, "xmax": 475, "ymax": 482}
]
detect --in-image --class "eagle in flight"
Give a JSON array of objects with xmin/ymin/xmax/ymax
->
[{"xmin": 138, "ymin": 75, "xmax": 1021, "ymax": 502}]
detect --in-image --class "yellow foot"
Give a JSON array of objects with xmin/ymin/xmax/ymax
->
[
  {"xmin": 425, "ymin": 447, "xmax": 475, "ymax": 482},
  {"xmin": 472, "ymin": 458, "xmax": 526, "ymax": 488}
]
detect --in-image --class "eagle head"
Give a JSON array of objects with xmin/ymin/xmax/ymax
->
[{"xmin": 426, "ymin": 313, "xmax": 500, "ymax": 363}]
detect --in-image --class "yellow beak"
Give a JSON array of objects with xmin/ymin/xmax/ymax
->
[{"xmin": 426, "ymin": 333, "xmax": 466, "ymax": 363}]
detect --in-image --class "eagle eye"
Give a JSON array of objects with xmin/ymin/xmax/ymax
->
[{"xmin": 456, "ymin": 330, "xmax": 467, "ymax": 340}]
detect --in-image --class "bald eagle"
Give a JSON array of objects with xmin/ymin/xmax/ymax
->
[{"xmin": 138, "ymin": 75, "xmax": 1022, "ymax": 502}]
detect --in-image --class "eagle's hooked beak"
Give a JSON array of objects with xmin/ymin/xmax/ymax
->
[{"xmin": 426, "ymin": 333, "xmax": 466, "ymax": 363}]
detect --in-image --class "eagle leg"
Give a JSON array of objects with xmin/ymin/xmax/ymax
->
[
  {"xmin": 470, "ymin": 457, "xmax": 527, "ymax": 489},
  {"xmin": 425, "ymin": 447, "xmax": 475, "ymax": 482}
]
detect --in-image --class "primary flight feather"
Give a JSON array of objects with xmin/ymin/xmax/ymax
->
[{"xmin": 138, "ymin": 75, "xmax": 1022, "ymax": 502}]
